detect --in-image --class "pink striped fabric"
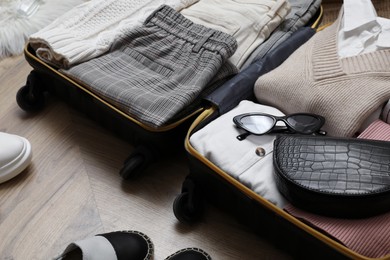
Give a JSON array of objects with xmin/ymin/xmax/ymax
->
[
  {"xmin": 284, "ymin": 205, "xmax": 390, "ymax": 258},
  {"xmin": 358, "ymin": 119, "xmax": 390, "ymax": 140},
  {"xmin": 283, "ymin": 121, "xmax": 390, "ymax": 258}
]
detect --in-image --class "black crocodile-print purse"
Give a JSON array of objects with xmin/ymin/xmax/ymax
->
[{"xmin": 273, "ymin": 135, "xmax": 390, "ymax": 218}]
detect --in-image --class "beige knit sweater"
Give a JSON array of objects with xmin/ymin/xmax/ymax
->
[{"xmin": 254, "ymin": 10, "xmax": 390, "ymax": 137}]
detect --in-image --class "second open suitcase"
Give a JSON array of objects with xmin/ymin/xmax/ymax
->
[{"xmin": 173, "ymin": 15, "xmax": 390, "ymax": 260}]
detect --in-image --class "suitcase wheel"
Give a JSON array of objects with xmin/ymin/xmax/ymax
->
[
  {"xmin": 173, "ymin": 178, "xmax": 203, "ymax": 224},
  {"xmin": 120, "ymin": 146, "xmax": 154, "ymax": 179},
  {"xmin": 16, "ymin": 71, "xmax": 45, "ymax": 111}
]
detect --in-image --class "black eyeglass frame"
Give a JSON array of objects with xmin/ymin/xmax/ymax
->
[{"xmin": 233, "ymin": 112, "xmax": 326, "ymax": 140}]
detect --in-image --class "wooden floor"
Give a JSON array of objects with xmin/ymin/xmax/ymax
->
[
  {"xmin": 2, "ymin": 1, "xmax": 388, "ymax": 259},
  {"xmin": 0, "ymin": 53, "xmax": 295, "ymax": 260}
]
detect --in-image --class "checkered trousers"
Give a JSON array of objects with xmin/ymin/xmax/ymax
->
[{"xmin": 61, "ymin": 5, "xmax": 237, "ymax": 128}]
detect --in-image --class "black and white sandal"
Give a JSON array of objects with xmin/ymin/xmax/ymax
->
[{"xmin": 55, "ymin": 230, "xmax": 153, "ymax": 260}]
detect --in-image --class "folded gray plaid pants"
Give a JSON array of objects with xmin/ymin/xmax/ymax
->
[{"xmin": 61, "ymin": 4, "xmax": 237, "ymax": 128}]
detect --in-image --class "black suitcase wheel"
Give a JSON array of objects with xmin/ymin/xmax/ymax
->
[
  {"xmin": 173, "ymin": 180, "xmax": 203, "ymax": 224},
  {"xmin": 119, "ymin": 154, "xmax": 145, "ymax": 180},
  {"xmin": 16, "ymin": 72, "xmax": 45, "ymax": 111},
  {"xmin": 120, "ymin": 146, "xmax": 154, "ymax": 179}
]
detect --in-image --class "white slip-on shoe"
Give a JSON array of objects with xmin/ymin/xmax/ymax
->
[{"xmin": 0, "ymin": 132, "xmax": 32, "ymax": 184}]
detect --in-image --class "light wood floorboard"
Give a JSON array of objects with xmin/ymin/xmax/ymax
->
[
  {"xmin": 0, "ymin": 55, "xmax": 291, "ymax": 259},
  {"xmin": 4, "ymin": 1, "xmax": 389, "ymax": 259}
]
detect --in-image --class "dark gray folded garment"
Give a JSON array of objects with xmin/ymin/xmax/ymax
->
[
  {"xmin": 205, "ymin": 26, "xmax": 316, "ymax": 116},
  {"xmin": 241, "ymin": 0, "xmax": 322, "ymax": 70}
]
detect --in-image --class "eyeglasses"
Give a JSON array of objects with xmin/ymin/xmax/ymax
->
[{"xmin": 233, "ymin": 113, "xmax": 326, "ymax": 140}]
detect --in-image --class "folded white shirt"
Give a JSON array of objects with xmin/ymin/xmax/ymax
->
[
  {"xmin": 190, "ymin": 100, "xmax": 288, "ymax": 208},
  {"xmin": 338, "ymin": 0, "xmax": 390, "ymax": 58}
]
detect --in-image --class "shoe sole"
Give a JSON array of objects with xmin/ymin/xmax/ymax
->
[{"xmin": 165, "ymin": 247, "xmax": 212, "ymax": 260}]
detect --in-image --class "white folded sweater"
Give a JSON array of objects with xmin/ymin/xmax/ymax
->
[{"xmin": 29, "ymin": 0, "xmax": 198, "ymax": 69}]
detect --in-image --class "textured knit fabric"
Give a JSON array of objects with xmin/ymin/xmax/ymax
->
[
  {"xmin": 241, "ymin": 0, "xmax": 321, "ymax": 69},
  {"xmin": 29, "ymin": 0, "xmax": 198, "ymax": 69},
  {"xmin": 190, "ymin": 100, "xmax": 288, "ymax": 208},
  {"xmin": 284, "ymin": 203, "xmax": 390, "ymax": 258},
  {"xmin": 358, "ymin": 119, "xmax": 390, "ymax": 141},
  {"xmin": 61, "ymin": 5, "xmax": 237, "ymax": 128},
  {"xmin": 254, "ymin": 9, "xmax": 390, "ymax": 137},
  {"xmin": 180, "ymin": 0, "xmax": 291, "ymax": 69}
]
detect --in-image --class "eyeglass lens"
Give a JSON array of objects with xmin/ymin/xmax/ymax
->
[
  {"xmin": 286, "ymin": 115, "xmax": 321, "ymax": 134},
  {"xmin": 240, "ymin": 115, "xmax": 275, "ymax": 135}
]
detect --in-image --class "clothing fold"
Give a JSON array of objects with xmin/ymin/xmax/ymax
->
[
  {"xmin": 241, "ymin": 0, "xmax": 321, "ymax": 69},
  {"xmin": 190, "ymin": 100, "xmax": 288, "ymax": 208},
  {"xmin": 61, "ymin": 5, "xmax": 238, "ymax": 128},
  {"xmin": 180, "ymin": 0, "xmax": 291, "ymax": 69},
  {"xmin": 254, "ymin": 8, "xmax": 390, "ymax": 137},
  {"xmin": 29, "ymin": 0, "xmax": 199, "ymax": 69}
]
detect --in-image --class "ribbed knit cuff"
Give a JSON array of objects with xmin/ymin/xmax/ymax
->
[{"xmin": 358, "ymin": 119, "xmax": 390, "ymax": 141}]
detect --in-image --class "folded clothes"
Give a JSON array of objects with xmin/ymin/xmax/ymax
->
[
  {"xmin": 29, "ymin": 0, "xmax": 199, "ymax": 69},
  {"xmin": 180, "ymin": 0, "xmax": 291, "ymax": 69},
  {"xmin": 338, "ymin": 0, "xmax": 390, "ymax": 58},
  {"xmin": 61, "ymin": 5, "xmax": 238, "ymax": 128},
  {"xmin": 254, "ymin": 8, "xmax": 390, "ymax": 137},
  {"xmin": 284, "ymin": 204, "xmax": 390, "ymax": 258},
  {"xmin": 205, "ymin": 26, "xmax": 316, "ymax": 115},
  {"xmin": 241, "ymin": 0, "xmax": 321, "ymax": 69},
  {"xmin": 190, "ymin": 100, "xmax": 288, "ymax": 208}
]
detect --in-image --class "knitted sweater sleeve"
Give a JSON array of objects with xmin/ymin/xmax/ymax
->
[{"xmin": 28, "ymin": 0, "xmax": 199, "ymax": 69}]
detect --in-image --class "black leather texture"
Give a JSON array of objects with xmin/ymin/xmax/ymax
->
[{"xmin": 273, "ymin": 135, "xmax": 390, "ymax": 218}]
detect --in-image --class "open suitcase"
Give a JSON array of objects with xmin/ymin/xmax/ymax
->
[
  {"xmin": 17, "ymin": 44, "xmax": 203, "ymax": 179},
  {"xmin": 16, "ymin": 1, "xmax": 323, "ymax": 180},
  {"xmin": 173, "ymin": 14, "xmax": 390, "ymax": 260}
]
